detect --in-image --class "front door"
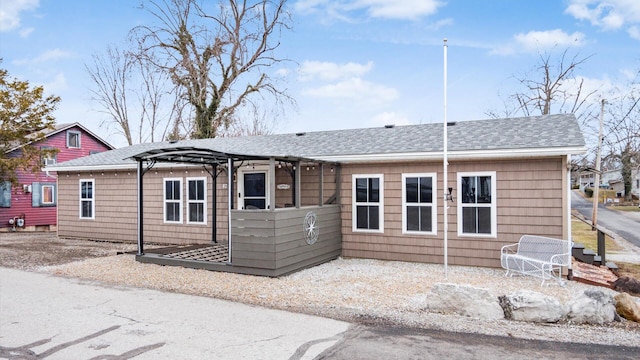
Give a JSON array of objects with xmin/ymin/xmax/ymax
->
[{"xmin": 240, "ymin": 171, "xmax": 269, "ymax": 209}]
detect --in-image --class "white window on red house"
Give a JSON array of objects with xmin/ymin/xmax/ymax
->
[
  {"xmin": 67, "ymin": 130, "xmax": 81, "ymax": 148},
  {"xmin": 31, "ymin": 182, "xmax": 56, "ymax": 207}
]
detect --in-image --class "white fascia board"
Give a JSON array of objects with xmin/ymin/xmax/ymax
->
[
  {"xmin": 46, "ymin": 162, "xmax": 200, "ymax": 173},
  {"xmin": 313, "ymin": 146, "xmax": 587, "ymax": 163}
]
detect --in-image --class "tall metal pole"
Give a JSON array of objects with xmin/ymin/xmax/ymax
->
[
  {"xmin": 592, "ymin": 99, "xmax": 605, "ymax": 229},
  {"xmin": 136, "ymin": 160, "xmax": 144, "ymax": 255},
  {"xmin": 443, "ymin": 38, "xmax": 449, "ymax": 278}
]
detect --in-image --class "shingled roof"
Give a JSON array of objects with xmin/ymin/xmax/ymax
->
[{"xmin": 48, "ymin": 114, "xmax": 585, "ymax": 171}]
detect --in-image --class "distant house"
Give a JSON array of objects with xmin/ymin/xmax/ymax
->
[
  {"xmin": 1, "ymin": 123, "xmax": 114, "ymax": 231},
  {"xmin": 48, "ymin": 114, "xmax": 585, "ymax": 276}
]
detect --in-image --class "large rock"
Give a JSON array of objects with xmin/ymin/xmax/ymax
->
[
  {"xmin": 614, "ymin": 292, "xmax": 640, "ymax": 322},
  {"xmin": 499, "ymin": 290, "xmax": 566, "ymax": 323},
  {"xmin": 566, "ymin": 290, "xmax": 616, "ymax": 324},
  {"xmin": 423, "ymin": 283, "xmax": 504, "ymax": 320},
  {"xmin": 613, "ymin": 276, "xmax": 640, "ymax": 296}
]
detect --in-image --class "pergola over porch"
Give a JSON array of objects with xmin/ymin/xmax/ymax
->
[{"xmin": 129, "ymin": 145, "xmax": 342, "ymax": 276}]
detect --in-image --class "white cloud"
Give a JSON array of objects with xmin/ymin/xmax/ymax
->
[
  {"xmin": 565, "ymin": 0, "xmax": 640, "ymax": 33},
  {"xmin": 42, "ymin": 72, "xmax": 68, "ymax": 93},
  {"xmin": 14, "ymin": 48, "xmax": 74, "ymax": 65},
  {"xmin": 0, "ymin": 0, "xmax": 38, "ymax": 32},
  {"xmin": 294, "ymin": 0, "xmax": 443, "ymax": 21},
  {"xmin": 19, "ymin": 27, "xmax": 34, "ymax": 37},
  {"xmin": 628, "ymin": 25, "xmax": 640, "ymax": 40},
  {"xmin": 514, "ymin": 29, "xmax": 586, "ymax": 51},
  {"xmin": 298, "ymin": 60, "xmax": 374, "ymax": 82},
  {"xmin": 491, "ymin": 29, "xmax": 586, "ymax": 55},
  {"xmin": 302, "ymin": 77, "xmax": 398, "ymax": 103}
]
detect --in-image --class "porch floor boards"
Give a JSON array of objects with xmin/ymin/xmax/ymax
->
[{"xmin": 145, "ymin": 244, "xmax": 229, "ymax": 263}]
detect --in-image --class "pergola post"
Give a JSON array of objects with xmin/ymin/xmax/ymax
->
[
  {"xmin": 136, "ymin": 160, "xmax": 144, "ymax": 255},
  {"xmin": 319, "ymin": 163, "xmax": 324, "ymax": 206},
  {"xmin": 295, "ymin": 161, "xmax": 301, "ymax": 208},
  {"xmin": 211, "ymin": 164, "xmax": 217, "ymax": 243},
  {"xmin": 227, "ymin": 158, "xmax": 233, "ymax": 263},
  {"xmin": 269, "ymin": 157, "xmax": 276, "ymax": 211}
]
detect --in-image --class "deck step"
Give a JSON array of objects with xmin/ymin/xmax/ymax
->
[
  {"xmin": 574, "ymin": 248, "xmax": 596, "ymax": 265},
  {"xmin": 593, "ymin": 255, "xmax": 602, "ymax": 266},
  {"xmin": 605, "ymin": 261, "xmax": 618, "ymax": 271}
]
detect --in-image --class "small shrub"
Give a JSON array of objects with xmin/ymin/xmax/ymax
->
[{"xmin": 584, "ymin": 188, "xmax": 593, "ymax": 198}]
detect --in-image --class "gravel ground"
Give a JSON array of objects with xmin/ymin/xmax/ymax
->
[{"xmin": 43, "ymin": 254, "xmax": 640, "ymax": 347}]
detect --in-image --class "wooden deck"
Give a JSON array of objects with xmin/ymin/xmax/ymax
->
[{"xmin": 136, "ymin": 205, "xmax": 342, "ymax": 277}]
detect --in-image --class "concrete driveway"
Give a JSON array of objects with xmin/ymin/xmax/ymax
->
[{"xmin": 0, "ymin": 268, "xmax": 349, "ymax": 359}]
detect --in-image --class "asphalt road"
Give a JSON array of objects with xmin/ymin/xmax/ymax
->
[
  {"xmin": 571, "ymin": 191, "xmax": 640, "ymax": 248},
  {"xmin": 0, "ymin": 268, "xmax": 349, "ymax": 359},
  {"xmin": 3, "ymin": 268, "xmax": 639, "ymax": 359}
]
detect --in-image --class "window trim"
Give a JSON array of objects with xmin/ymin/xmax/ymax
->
[
  {"xmin": 67, "ymin": 130, "xmax": 81, "ymax": 148},
  {"xmin": 402, "ymin": 173, "xmax": 437, "ymax": 236},
  {"xmin": 41, "ymin": 183, "xmax": 56, "ymax": 206},
  {"xmin": 79, "ymin": 179, "xmax": 95, "ymax": 219},
  {"xmin": 163, "ymin": 178, "xmax": 183, "ymax": 224},
  {"xmin": 456, "ymin": 171, "xmax": 497, "ymax": 238},
  {"xmin": 186, "ymin": 177, "xmax": 207, "ymax": 225},
  {"xmin": 352, "ymin": 174, "xmax": 384, "ymax": 233}
]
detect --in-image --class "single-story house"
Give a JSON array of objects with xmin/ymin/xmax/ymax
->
[{"xmin": 47, "ymin": 114, "xmax": 586, "ymax": 276}]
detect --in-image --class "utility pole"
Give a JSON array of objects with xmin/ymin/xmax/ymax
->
[{"xmin": 592, "ymin": 99, "xmax": 605, "ymax": 229}]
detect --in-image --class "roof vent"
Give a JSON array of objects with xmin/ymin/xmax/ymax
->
[
  {"xmin": 295, "ymin": 132, "xmax": 306, "ymax": 136},
  {"xmin": 384, "ymin": 124, "xmax": 395, "ymax": 129}
]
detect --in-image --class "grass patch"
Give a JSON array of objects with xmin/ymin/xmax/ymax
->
[
  {"xmin": 609, "ymin": 206, "xmax": 640, "ymax": 212},
  {"xmin": 617, "ymin": 262, "xmax": 640, "ymax": 279},
  {"xmin": 571, "ymin": 218, "xmax": 623, "ymax": 253}
]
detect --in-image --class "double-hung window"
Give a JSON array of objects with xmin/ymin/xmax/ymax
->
[
  {"xmin": 352, "ymin": 174, "xmax": 384, "ymax": 232},
  {"xmin": 402, "ymin": 173, "xmax": 436, "ymax": 235},
  {"xmin": 187, "ymin": 177, "xmax": 206, "ymax": 224},
  {"xmin": 457, "ymin": 172, "xmax": 496, "ymax": 237},
  {"xmin": 164, "ymin": 178, "xmax": 182, "ymax": 223},
  {"xmin": 79, "ymin": 179, "xmax": 95, "ymax": 219}
]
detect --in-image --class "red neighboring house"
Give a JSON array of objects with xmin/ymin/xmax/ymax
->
[{"xmin": 1, "ymin": 123, "xmax": 114, "ymax": 231}]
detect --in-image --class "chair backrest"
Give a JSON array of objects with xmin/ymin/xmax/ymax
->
[{"xmin": 517, "ymin": 235, "xmax": 569, "ymax": 263}]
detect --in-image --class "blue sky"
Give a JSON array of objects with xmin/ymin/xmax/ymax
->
[{"xmin": 1, "ymin": 0, "xmax": 639, "ymax": 148}]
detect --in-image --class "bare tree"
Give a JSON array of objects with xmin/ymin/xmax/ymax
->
[
  {"xmin": 602, "ymin": 71, "xmax": 640, "ymax": 200},
  {"xmin": 487, "ymin": 49, "xmax": 597, "ymax": 119},
  {"xmin": 131, "ymin": 0, "xmax": 293, "ymax": 139},
  {"xmin": 86, "ymin": 46, "xmax": 134, "ymax": 145},
  {"xmin": 86, "ymin": 45, "xmax": 183, "ymax": 145}
]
